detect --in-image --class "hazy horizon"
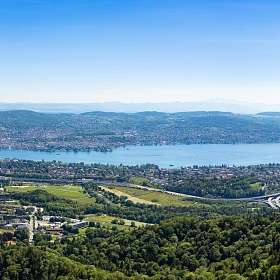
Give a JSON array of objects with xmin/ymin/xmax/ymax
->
[{"xmin": 0, "ymin": 100, "xmax": 278, "ymax": 114}]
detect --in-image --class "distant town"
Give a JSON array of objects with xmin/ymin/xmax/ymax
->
[{"xmin": 1, "ymin": 110, "xmax": 280, "ymax": 152}]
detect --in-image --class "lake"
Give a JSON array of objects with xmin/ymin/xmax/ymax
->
[{"xmin": 1, "ymin": 143, "xmax": 280, "ymax": 168}]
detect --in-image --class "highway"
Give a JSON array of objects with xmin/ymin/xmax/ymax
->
[
  {"xmin": 123, "ymin": 183, "xmax": 280, "ymax": 202},
  {"xmin": 275, "ymin": 196, "xmax": 280, "ymax": 208},
  {"xmin": 2, "ymin": 175, "xmax": 280, "ymax": 206},
  {"xmin": 267, "ymin": 197, "xmax": 278, "ymax": 209},
  {"xmin": 265, "ymin": 196, "xmax": 280, "ymax": 209},
  {"xmin": 120, "ymin": 184, "xmax": 280, "ymax": 209}
]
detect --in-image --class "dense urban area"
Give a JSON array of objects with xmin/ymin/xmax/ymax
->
[{"xmin": 1, "ymin": 110, "xmax": 280, "ymax": 151}]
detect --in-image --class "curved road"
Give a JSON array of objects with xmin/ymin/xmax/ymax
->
[
  {"xmin": 124, "ymin": 183, "xmax": 280, "ymax": 202},
  {"xmin": 2, "ymin": 175, "xmax": 280, "ymax": 203}
]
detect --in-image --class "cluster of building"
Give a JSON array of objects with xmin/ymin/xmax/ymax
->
[
  {"xmin": 37, "ymin": 216, "xmax": 89, "ymax": 238},
  {"xmin": 0, "ymin": 197, "xmax": 89, "ymax": 243},
  {"xmin": 0, "ymin": 203, "xmax": 40, "ymax": 231}
]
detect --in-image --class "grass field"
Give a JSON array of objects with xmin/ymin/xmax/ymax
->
[
  {"xmin": 7, "ymin": 185, "xmax": 95, "ymax": 207},
  {"xmin": 250, "ymin": 182, "xmax": 263, "ymax": 191},
  {"xmin": 128, "ymin": 176, "xmax": 150, "ymax": 186},
  {"xmin": 0, "ymin": 228, "xmax": 14, "ymax": 234},
  {"xmin": 100, "ymin": 186, "xmax": 158, "ymax": 205},
  {"xmin": 104, "ymin": 186, "xmax": 193, "ymax": 207},
  {"xmin": 85, "ymin": 214, "xmax": 149, "ymax": 227}
]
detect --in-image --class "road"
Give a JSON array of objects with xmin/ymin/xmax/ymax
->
[
  {"xmin": 267, "ymin": 197, "xmax": 278, "ymax": 209},
  {"xmin": 29, "ymin": 215, "xmax": 35, "ymax": 244},
  {"xmin": 123, "ymin": 183, "xmax": 280, "ymax": 202},
  {"xmin": 275, "ymin": 196, "xmax": 280, "ymax": 208},
  {"xmin": 265, "ymin": 196, "xmax": 280, "ymax": 209},
  {"xmin": 113, "ymin": 184, "xmax": 280, "ymax": 209},
  {"xmin": 28, "ymin": 207, "xmax": 39, "ymax": 244},
  {"xmin": 2, "ymin": 174, "xmax": 280, "ymax": 204}
]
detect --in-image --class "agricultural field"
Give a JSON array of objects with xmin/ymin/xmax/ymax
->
[
  {"xmin": 6, "ymin": 184, "xmax": 95, "ymax": 207},
  {"xmin": 85, "ymin": 214, "xmax": 149, "ymax": 227},
  {"xmin": 250, "ymin": 182, "xmax": 263, "ymax": 191},
  {"xmin": 104, "ymin": 186, "xmax": 194, "ymax": 207},
  {"xmin": 100, "ymin": 186, "xmax": 158, "ymax": 205},
  {"xmin": 0, "ymin": 228, "xmax": 14, "ymax": 234},
  {"xmin": 128, "ymin": 176, "xmax": 150, "ymax": 186}
]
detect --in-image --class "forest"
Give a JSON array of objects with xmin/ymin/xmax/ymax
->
[{"xmin": 0, "ymin": 214, "xmax": 279, "ymax": 279}]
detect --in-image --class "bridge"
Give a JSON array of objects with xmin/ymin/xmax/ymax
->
[{"xmin": 265, "ymin": 195, "xmax": 280, "ymax": 209}]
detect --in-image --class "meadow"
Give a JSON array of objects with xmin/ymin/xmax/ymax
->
[
  {"xmin": 106, "ymin": 186, "xmax": 193, "ymax": 207},
  {"xmin": 6, "ymin": 184, "xmax": 95, "ymax": 207},
  {"xmin": 85, "ymin": 214, "xmax": 148, "ymax": 227}
]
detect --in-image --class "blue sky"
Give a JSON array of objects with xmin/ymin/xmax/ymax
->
[{"xmin": 0, "ymin": 0, "xmax": 279, "ymax": 103}]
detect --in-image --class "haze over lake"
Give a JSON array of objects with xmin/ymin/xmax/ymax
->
[{"xmin": 1, "ymin": 144, "xmax": 280, "ymax": 168}]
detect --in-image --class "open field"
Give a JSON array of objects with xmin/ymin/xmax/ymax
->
[
  {"xmin": 7, "ymin": 185, "xmax": 95, "ymax": 207},
  {"xmin": 0, "ymin": 228, "xmax": 15, "ymax": 234},
  {"xmin": 100, "ymin": 186, "xmax": 159, "ymax": 205},
  {"xmin": 250, "ymin": 182, "xmax": 263, "ymax": 191},
  {"xmin": 104, "ymin": 186, "xmax": 193, "ymax": 207},
  {"xmin": 85, "ymin": 214, "xmax": 149, "ymax": 227},
  {"xmin": 128, "ymin": 176, "xmax": 150, "ymax": 186}
]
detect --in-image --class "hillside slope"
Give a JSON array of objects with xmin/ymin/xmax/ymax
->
[{"xmin": 0, "ymin": 110, "xmax": 280, "ymax": 151}]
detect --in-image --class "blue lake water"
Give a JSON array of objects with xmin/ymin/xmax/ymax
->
[{"xmin": 1, "ymin": 144, "xmax": 280, "ymax": 168}]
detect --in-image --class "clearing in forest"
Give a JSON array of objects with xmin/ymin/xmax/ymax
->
[
  {"xmin": 102, "ymin": 186, "xmax": 193, "ymax": 207},
  {"xmin": 7, "ymin": 184, "xmax": 95, "ymax": 206}
]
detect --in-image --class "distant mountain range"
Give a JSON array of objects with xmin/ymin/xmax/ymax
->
[{"xmin": 0, "ymin": 101, "xmax": 278, "ymax": 114}]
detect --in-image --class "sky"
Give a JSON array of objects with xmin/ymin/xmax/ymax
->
[{"xmin": 0, "ymin": 0, "xmax": 280, "ymax": 104}]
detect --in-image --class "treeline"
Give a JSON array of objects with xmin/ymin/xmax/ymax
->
[{"xmin": 166, "ymin": 177, "xmax": 264, "ymax": 198}]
